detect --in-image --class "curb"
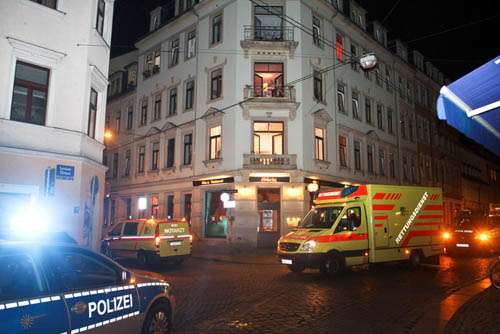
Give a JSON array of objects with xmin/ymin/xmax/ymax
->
[
  {"xmin": 409, "ymin": 277, "xmax": 491, "ymax": 334},
  {"xmin": 190, "ymin": 254, "xmax": 280, "ymax": 266}
]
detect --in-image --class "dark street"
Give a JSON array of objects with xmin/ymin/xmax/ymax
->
[{"xmin": 126, "ymin": 253, "xmax": 495, "ymax": 333}]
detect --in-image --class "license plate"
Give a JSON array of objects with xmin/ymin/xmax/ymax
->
[
  {"xmin": 456, "ymin": 243, "xmax": 470, "ymax": 248},
  {"xmin": 281, "ymin": 259, "xmax": 293, "ymax": 265},
  {"xmin": 170, "ymin": 241, "xmax": 182, "ymax": 246}
]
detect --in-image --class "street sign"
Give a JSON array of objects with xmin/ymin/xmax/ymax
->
[{"xmin": 56, "ymin": 165, "xmax": 75, "ymax": 181}]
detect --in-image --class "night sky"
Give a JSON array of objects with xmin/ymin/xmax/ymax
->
[{"xmin": 111, "ymin": 0, "xmax": 500, "ymax": 80}]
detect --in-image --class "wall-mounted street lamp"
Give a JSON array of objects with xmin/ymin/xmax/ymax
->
[
  {"xmin": 307, "ymin": 182, "xmax": 319, "ymax": 209},
  {"xmin": 359, "ymin": 53, "xmax": 378, "ymax": 71}
]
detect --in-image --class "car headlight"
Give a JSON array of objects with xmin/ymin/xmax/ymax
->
[
  {"xmin": 476, "ymin": 232, "xmax": 490, "ymax": 242},
  {"xmin": 442, "ymin": 231, "xmax": 451, "ymax": 240},
  {"xmin": 302, "ymin": 240, "xmax": 317, "ymax": 253}
]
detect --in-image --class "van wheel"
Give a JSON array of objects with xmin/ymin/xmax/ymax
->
[
  {"xmin": 138, "ymin": 251, "xmax": 150, "ymax": 267},
  {"xmin": 409, "ymin": 250, "xmax": 422, "ymax": 268},
  {"xmin": 287, "ymin": 263, "xmax": 305, "ymax": 273},
  {"xmin": 320, "ymin": 253, "xmax": 345, "ymax": 277}
]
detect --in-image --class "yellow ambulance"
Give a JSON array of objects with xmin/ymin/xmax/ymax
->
[
  {"xmin": 277, "ymin": 185, "xmax": 445, "ymax": 275},
  {"xmin": 101, "ymin": 218, "xmax": 192, "ymax": 266}
]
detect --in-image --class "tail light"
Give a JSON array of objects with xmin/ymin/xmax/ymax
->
[
  {"xmin": 155, "ymin": 225, "xmax": 160, "ymax": 248},
  {"xmin": 189, "ymin": 234, "xmax": 193, "ymax": 243},
  {"xmin": 442, "ymin": 231, "xmax": 451, "ymax": 240},
  {"xmin": 476, "ymin": 232, "xmax": 490, "ymax": 242}
]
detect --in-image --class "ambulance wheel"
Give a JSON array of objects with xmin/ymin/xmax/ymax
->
[
  {"xmin": 287, "ymin": 263, "xmax": 305, "ymax": 273},
  {"xmin": 409, "ymin": 250, "xmax": 422, "ymax": 268},
  {"xmin": 142, "ymin": 300, "xmax": 172, "ymax": 334},
  {"xmin": 321, "ymin": 253, "xmax": 345, "ymax": 277},
  {"xmin": 138, "ymin": 251, "xmax": 150, "ymax": 267}
]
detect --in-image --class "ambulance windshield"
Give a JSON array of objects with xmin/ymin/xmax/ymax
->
[{"xmin": 299, "ymin": 207, "xmax": 344, "ymax": 229}]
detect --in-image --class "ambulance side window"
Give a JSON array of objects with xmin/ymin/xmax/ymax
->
[
  {"xmin": 123, "ymin": 222, "xmax": 139, "ymax": 236},
  {"xmin": 335, "ymin": 207, "xmax": 362, "ymax": 233},
  {"xmin": 49, "ymin": 250, "xmax": 120, "ymax": 291},
  {"xmin": 0, "ymin": 254, "xmax": 46, "ymax": 302}
]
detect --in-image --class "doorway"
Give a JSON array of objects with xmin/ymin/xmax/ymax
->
[{"xmin": 257, "ymin": 188, "xmax": 281, "ymax": 248}]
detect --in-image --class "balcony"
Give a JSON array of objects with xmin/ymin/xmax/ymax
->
[
  {"xmin": 241, "ymin": 86, "xmax": 300, "ymax": 120},
  {"xmin": 240, "ymin": 26, "xmax": 298, "ymax": 56},
  {"xmin": 243, "ymin": 154, "xmax": 297, "ymax": 169}
]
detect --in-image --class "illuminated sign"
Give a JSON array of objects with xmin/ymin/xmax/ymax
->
[
  {"xmin": 193, "ymin": 177, "xmax": 234, "ymax": 186},
  {"xmin": 249, "ymin": 176, "xmax": 290, "ymax": 183},
  {"xmin": 304, "ymin": 177, "xmax": 345, "ymax": 188}
]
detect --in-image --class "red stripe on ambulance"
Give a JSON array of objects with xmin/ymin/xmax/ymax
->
[
  {"xmin": 374, "ymin": 215, "xmax": 388, "ymax": 220},
  {"xmin": 373, "ymin": 193, "xmax": 386, "ymax": 200},
  {"xmin": 311, "ymin": 233, "xmax": 368, "ymax": 243},
  {"xmin": 373, "ymin": 204, "xmax": 395, "ymax": 211},
  {"xmin": 401, "ymin": 230, "xmax": 440, "ymax": 247}
]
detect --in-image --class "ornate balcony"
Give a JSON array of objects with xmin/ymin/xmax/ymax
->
[
  {"xmin": 241, "ymin": 86, "xmax": 300, "ymax": 120},
  {"xmin": 240, "ymin": 26, "xmax": 298, "ymax": 56},
  {"xmin": 243, "ymin": 154, "xmax": 297, "ymax": 169}
]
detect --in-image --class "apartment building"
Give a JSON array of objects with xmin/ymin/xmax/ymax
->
[
  {"xmin": 0, "ymin": 0, "xmax": 115, "ymax": 250},
  {"xmin": 104, "ymin": 0, "xmax": 499, "ymax": 248}
]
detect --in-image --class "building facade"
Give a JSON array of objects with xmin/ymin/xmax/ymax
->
[
  {"xmin": 104, "ymin": 0, "xmax": 499, "ymax": 248},
  {"xmin": 0, "ymin": 0, "xmax": 115, "ymax": 250}
]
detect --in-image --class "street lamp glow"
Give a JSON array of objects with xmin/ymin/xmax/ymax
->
[
  {"xmin": 220, "ymin": 192, "xmax": 230, "ymax": 202},
  {"xmin": 307, "ymin": 182, "xmax": 319, "ymax": 193},
  {"xmin": 359, "ymin": 53, "xmax": 378, "ymax": 70},
  {"xmin": 138, "ymin": 197, "xmax": 147, "ymax": 210},
  {"xmin": 104, "ymin": 130, "xmax": 113, "ymax": 139}
]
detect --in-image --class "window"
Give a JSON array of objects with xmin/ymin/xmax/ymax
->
[
  {"xmin": 127, "ymin": 106, "xmax": 133, "ymax": 130},
  {"xmin": 335, "ymin": 207, "xmax": 362, "ymax": 233},
  {"xmin": 112, "ymin": 153, "xmax": 118, "ymax": 178},
  {"xmin": 151, "ymin": 195, "xmax": 159, "ymax": 218},
  {"xmin": 352, "ymin": 91, "xmax": 360, "ymax": 120},
  {"xmin": 211, "ymin": 13, "xmax": 223, "ymax": 45},
  {"xmin": 253, "ymin": 6, "xmax": 283, "ymax": 41},
  {"xmin": 0, "ymin": 254, "xmax": 46, "ymax": 302},
  {"xmin": 153, "ymin": 93, "xmax": 161, "ymax": 120},
  {"xmin": 354, "ymin": 140, "xmax": 361, "ymax": 171},
  {"xmin": 407, "ymin": 81, "xmax": 413, "ymax": 103},
  {"xmin": 30, "ymin": 0, "xmax": 57, "ymax": 9},
  {"xmin": 123, "ymin": 222, "xmax": 139, "ymax": 236},
  {"xmin": 379, "ymin": 149, "xmax": 385, "ymax": 176},
  {"xmin": 96, "ymin": 0, "xmax": 105, "ymax": 36},
  {"xmin": 389, "ymin": 153, "xmax": 395, "ymax": 178},
  {"xmin": 166, "ymin": 194, "xmax": 174, "ymax": 219},
  {"xmin": 400, "ymin": 112, "xmax": 406, "ymax": 139},
  {"xmin": 253, "ymin": 122, "xmax": 284, "ymax": 155},
  {"xmin": 314, "ymin": 127, "xmax": 325, "ymax": 161},
  {"xmin": 312, "ymin": 15, "xmax": 322, "ymax": 46},
  {"xmin": 350, "ymin": 43, "xmax": 358, "ymax": 71},
  {"xmin": 367, "ymin": 145, "xmax": 373, "ymax": 173},
  {"xmin": 186, "ymin": 30, "xmax": 196, "ymax": 59},
  {"xmin": 185, "ymin": 80, "xmax": 194, "ymax": 110},
  {"xmin": 108, "ymin": 223, "xmax": 122, "ymax": 236},
  {"xmin": 385, "ymin": 67, "xmax": 392, "ymax": 92},
  {"xmin": 124, "ymin": 149, "xmax": 131, "ymax": 176},
  {"xmin": 48, "ymin": 251, "xmax": 119, "ymax": 291},
  {"xmin": 183, "ymin": 193, "xmax": 192, "ymax": 221},
  {"xmin": 110, "ymin": 199, "xmax": 116, "ymax": 222},
  {"xmin": 398, "ymin": 76, "xmax": 404, "ymax": 99},
  {"xmin": 335, "ymin": 33, "xmax": 343, "ymax": 62},
  {"xmin": 169, "ymin": 38, "xmax": 180, "ymax": 67},
  {"xmin": 151, "ymin": 142, "xmax": 159, "ymax": 170},
  {"xmin": 339, "ymin": 135, "xmax": 347, "ymax": 167},
  {"xmin": 140, "ymin": 99, "xmax": 148, "ymax": 126},
  {"xmin": 411, "ymin": 158, "xmax": 417, "ymax": 183},
  {"xmin": 210, "ymin": 68, "xmax": 222, "ymax": 100},
  {"xmin": 143, "ymin": 49, "xmax": 161, "ymax": 77},
  {"xmin": 138, "ymin": 145, "xmax": 145, "ymax": 173},
  {"xmin": 88, "ymin": 88, "xmax": 98, "ymax": 138},
  {"xmin": 11, "ymin": 62, "xmax": 50, "ymax": 126},
  {"xmin": 166, "ymin": 138, "xmax": 175, "ymax": 168},
  {"xmin": 169, "ymin": 87, "xmax": 177, "ymax": 115},
  {"xmin": 377, "ymin": 104, "xmax": 383, "ymax": 130},
  {"xmin": 183, "ymin": 134, "xmax": 193, "ymax": 165},
  {"xmin": 313, "ymin": 70, "xmax": 323, "ymax": 101},
  {"xmin": 254, "ymin": 63, "xmax": 284, "ymax": 97},
  {"xmin": 337, "ymin": 84, "xmax": 346, "ymax": 114},
  {"xmin": 209, "ymin": 125, "xmax": 222, "ymax": 160},
  {"xmin": 365, "ymin": 97, "xmax": 372, "ymax": 124},
  {"xmin": 387, "ymin": 108, "xmax": 393, "ymax": 134},
  {"xmin": 115, "ymin": 113, "xmax": 121, "ymax": 133},
  {"xmin": 408, "ymin": 117, "xmax": 414, "ymax": 142},
  {"xmin": 402, "ymin": 156, "xmax": 409, "ymax": 181}
]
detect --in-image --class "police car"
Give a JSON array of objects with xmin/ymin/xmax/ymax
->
[
  {"xmin": 446, "ymin": 213, "xmax": 500, "ymax": 254},
  {"xmin": 0, "ymin": 240, "xmax": 175, "ymax": 334}
]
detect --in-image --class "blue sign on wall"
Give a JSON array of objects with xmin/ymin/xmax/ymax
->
[{"xmin": 56, "ymin": 165, "xmax": 75, "ymax": 180}]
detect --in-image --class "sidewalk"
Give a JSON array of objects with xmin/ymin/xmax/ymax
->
[
  {"xmin": 444, "ymin": 285, "xmax": 500, "ymax": 333},
  {"xmin": 190, "ymin": 240, "xmax": 279, "ymax": 265}
]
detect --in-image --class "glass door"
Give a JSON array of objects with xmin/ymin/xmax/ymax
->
[{"xmin": 257, "ymin": 188, "xmax": 281, "ymax": 248}]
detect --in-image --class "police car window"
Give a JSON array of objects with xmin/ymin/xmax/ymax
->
[
  {"xmin": 49, "ymin": 251, "xmax": 120, "ymax": 291},
  {"xmin": 0, "ymin": 254, "xmax": 46, "ymax": 302},
  {"xmin": 123, "ymin": 222, "xmax": 139, "ymax": 236},
  {"xmin": 109, "ymin": 223, "xmax": 123, "ymax": 236},
  {"xmin": 335, "ymin": 207, "xmax": 362, "ymax": 233}
]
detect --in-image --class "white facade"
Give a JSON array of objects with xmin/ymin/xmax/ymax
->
[
  {"xmin": 0, "ymin": 0, "xmax": 114, "ymax": 250},
  {"xmin": 105, "ymin": 0, "xmax": 499, "ymax": 247}
]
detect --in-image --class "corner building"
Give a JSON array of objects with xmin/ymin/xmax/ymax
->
[
  {"xmin": 0, "ymin": 0, "xmax": 115, "ymax": 250},
  {"xmin": 105, "ymin": 0, "xmax": 499, "ymax": 248}
]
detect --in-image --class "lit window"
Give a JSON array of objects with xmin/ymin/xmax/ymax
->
[
  {"xmin": 253, "ymin": 122, "xmax": 283, "ymax": 155},
  {"xmin": 254, "ymin": 63, "xmax": 284, "ymax": 97},
  {"xmin": 209, "ymin": 125, "xmax": 222, "ymax": 160},
  {"xmin": 314, "ymin": 127, "xmax": 325, "ymax": 161},
  {"xmin": 186, "ymin": 30, "xmax": 196, "ymax": 59},
  {"xmin": 339, "ymin": 135, "xmax": 347, "ymax": 167},
  {"xmin": 335, "ymin": 33, "xmax": 343, "ymax": 62}
]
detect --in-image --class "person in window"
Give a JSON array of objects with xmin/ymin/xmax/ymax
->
[{"xmin": 347, "ymin": 211, "xmax": 361, "ymax": 231}]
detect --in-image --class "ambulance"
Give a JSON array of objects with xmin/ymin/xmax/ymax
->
[
  {"xmin": 277, "ymin": 185, "xmax": 445, "ymax": 275},
  {"xmin": 101, "ymin": 218, "xmax": 192, "ymax": 266}
]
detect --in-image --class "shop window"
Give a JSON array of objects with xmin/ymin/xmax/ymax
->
[
  {"xmin": 204, "ymin": 191, "xmax": 228, "ymax": 238},
  {"xmin": 257, "ymin": 188, "xmax": 280, "ymax": 233},
  {"xmin": 183, "ymin": 193, "xmax": 192, "ymax": 222},
  {"xmin": 209, "ymin": 125, "xmax": 222, "ymax": 160},
  {"xmin": 253, "ymin": 121, "xmax": 283, "ymax": 155},
  {"xmin": 254, "ymin": 63, "xmax": 284, "ymax": 97},
  {"xmin": 314, "ymin": 127, "xmax": 325, "ymax": 161}
]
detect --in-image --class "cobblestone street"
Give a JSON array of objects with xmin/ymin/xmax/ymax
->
[{"xmin": 126, "ymin": 253, "xmax": 496, "ymax": 333}]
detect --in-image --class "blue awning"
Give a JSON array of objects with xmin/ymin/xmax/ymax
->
[{"xmin": 437, "ymin": 56, "xmax": 500, "ymax": 156}]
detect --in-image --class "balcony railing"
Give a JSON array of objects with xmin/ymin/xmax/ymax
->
[
  {"xmin": 243, "ymin": 25, "xmax": 294, "ymax": 42},
  {"xmin": 243, "ymin": 154, "xmax": 297, "ymax": 169},
  {"xmin": 244, "ymin": 85, "xmax": 296, "ymax": 101}
]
